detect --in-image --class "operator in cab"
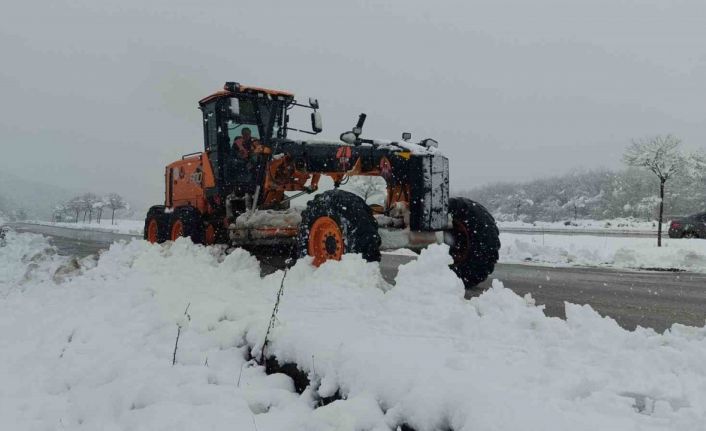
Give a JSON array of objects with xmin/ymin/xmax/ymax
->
[
  {"xmin": 233, "ymin": 127, "xmax": 261, "ymax": 160},
  {"xmin": 231, "ymin": 126, "xmax": 264, "ymax": 196}
]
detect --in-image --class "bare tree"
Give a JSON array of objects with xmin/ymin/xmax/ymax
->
[
  {"xmin": 623, "ymin": 135, "xmax": 689, "ymax": 246},
  {"xmin": 105, "ymin": 193, "xmax": 127, "ymax": 225}
]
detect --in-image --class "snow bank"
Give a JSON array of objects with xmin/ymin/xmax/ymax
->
[
  {"xmin": 2, "ymin": 233, "xmax": 706, "ymax": 430},
  {"xmin": 501, "ymin": 232, "xmax": 706, "ymax": 272},
  {"xmin": 499, "ymin": 218, "xmax": 666, "ymax": 234},
  {"xmin": 28, "ymin": 218, "xmax": 144, "ymax": 235}
]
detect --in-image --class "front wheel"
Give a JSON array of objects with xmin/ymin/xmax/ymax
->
[
  {"xmin": 168, "ymin": 207, "xmax": 203, "ymax": 243},
  {"xmin": 446, "ymin": 197, "xmax": 500, "ymax": 288},
  {"xmin": 144, "ymin": 206, "xmax": 168, "ymax": 244},
  {"xmin": 297, "ymin": 189, "xmax": 381, "ymax": 266}
]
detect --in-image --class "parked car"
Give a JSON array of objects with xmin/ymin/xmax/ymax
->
[{"xmin": 668, "ymin": 212, "xmax": 706, "ymax": 238}]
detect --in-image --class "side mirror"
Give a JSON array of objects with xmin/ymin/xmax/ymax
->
[
  {"xmin": 421, "ymin": 138, "xmax": 439, "ymax": 148},
  {"xmin": 228, "ymin": 98, "xmax": 240, "ymax": 120},
  {"xmin": 309, "ymin": 98, "xmax": 320, "ymax": 109},
  {"xmin": 311, "ymin": 111, "xmax": 323, "ymax": 134},
  {"xmin": 340, "ymin": 131, "xmax": 357, "ymax": 145},
  {"xmin": 402, "ymin": 132, "xmax": 412, "ymax": 141}
]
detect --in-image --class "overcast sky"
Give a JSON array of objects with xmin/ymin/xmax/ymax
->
[{"xmin": 1, "ymin": 0, "xmax": 705, "ymax": 209}]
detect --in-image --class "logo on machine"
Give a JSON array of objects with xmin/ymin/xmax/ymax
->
[
  {"xmin": 336, "ymin": 146, "xmax": 353, "ymax": 170},
  {"xmin": 190, "ymin": 167, "xmax": 203, "ymax": 185}
]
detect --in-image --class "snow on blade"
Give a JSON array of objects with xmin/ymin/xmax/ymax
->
[{"xmin": 1, "ymin": 232, "xmax": 705, "ymax": 430}]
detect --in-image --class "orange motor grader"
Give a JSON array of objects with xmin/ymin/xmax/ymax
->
[{"xmin": 144, "ymin": 82, "xmax": 500, "ymax": 287}]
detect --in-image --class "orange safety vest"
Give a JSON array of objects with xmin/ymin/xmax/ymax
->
[{"xmin": 233, "ymin": 137, "xmax": 261, "ymax": 159}]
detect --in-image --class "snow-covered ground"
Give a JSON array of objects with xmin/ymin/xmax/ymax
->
[
  {"xmin": 25, "ymin": 217, "xmax": 668, "ymax": 236},
  {"xmin": 2, "ymin": 231, "xmax": 706, "ymax": 430},
  {"xmin": 9, "ymin": 217, "xmax": 706, "ymax": 273},
  {"xmin": 15, "ymin": 217, "xmax": 671, "ymax": 241},
  {"xmin": 501, "ymin": 232, "xmax": 706, "ymax": 272},
  {"xmin": 26, "ymin": 219, "xmax": 144, "ymax": 236},
  {"xmin": 498, "ymin": 218, "xmax": 667, "ymax": 233},
  {"xmin": 11, "ymin": 218, "xmax": 706, "ymax": 273}
]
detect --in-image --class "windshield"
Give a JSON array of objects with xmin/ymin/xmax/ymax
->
[{"xmin": 228, "ymin": 96, "xmax": 287, "ymax": 142}]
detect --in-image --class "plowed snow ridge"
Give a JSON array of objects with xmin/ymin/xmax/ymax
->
[{"xmin": 1, "ymin": 231, "xmax": 705, "ymax": 430}]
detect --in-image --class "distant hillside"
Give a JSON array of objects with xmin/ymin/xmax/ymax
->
[
  {"xmin": 463, "ymin": 168, "xmax": 706, "ymax": 222},
  {"xmin": 0, "ymin": 171, "xmax": 74, "ymax": 221}
]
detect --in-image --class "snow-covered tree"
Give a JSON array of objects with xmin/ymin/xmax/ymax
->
[
  {"xmin": 52, "ymin": 204, "xmax": 69, "ymax": 222},
  {"xmin": 10, "ymin": 208, "xmax": 28, "ymax": 221},
  {"xmin": 93, "ymin": 200, "xmax": 105, "ymax": 224},
  {"xmin": 345, "ymin": 177, "xmax": 386, "ymax": 205},
  {"xmin": 623, "ymin": 135, "xmax": 690, "ymax": 246},
  {"xmin": 508, "ymin": 190, "xmax": 533, "ymax": 221},
  {"xmin": 81, "ymin": 193, "xmax": 100, "ymax": 223},
  {"xmin": 105, "ymin": 193, "xmax": 127, "ymax": 225},
  {"xmin": 65, "ymin": 196, "xmax": 85, "ymax": 222},
  {"xmin": 462, "ymin": 161, "xmax": 706, "ymax": 224}
]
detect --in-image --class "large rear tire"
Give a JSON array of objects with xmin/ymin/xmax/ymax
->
[
  {"xmin": 446, "ymin": 197, "xmax": 500, "ymax": 288},
  {"xmin": 297, "ymin": 189, "xmax": 381, "ymax": 266},
  {"xmin": 168, "ymin": 207, "xmax": 203, "ymax": 244},
  {"xmin": 144, "ymin": 206, "xmax": 169, "ymax": 244}
]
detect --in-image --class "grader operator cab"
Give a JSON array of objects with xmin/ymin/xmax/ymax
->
[{"xmin": 144, "ymin": 82, "xmax": 500, "ymax": 287}]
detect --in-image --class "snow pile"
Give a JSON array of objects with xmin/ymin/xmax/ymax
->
[
  {"xmin": 500, "ymin": 232, "xmax": 706, "ymax": 272},
  {"xmin": 0, "ymin": 230, "xmax": 69, "ymax": 294},
  {"xmin": 0, "ymin": 237, "xmax": 273, "ymax": 430},
  {"xmin": 2, "ymin": 234, "xmax": 706, "ymax": 430}
]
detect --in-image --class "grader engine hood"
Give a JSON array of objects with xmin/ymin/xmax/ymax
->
[{"xmin": 273, "ymin": 137, "xmax": 450, "ymax": 232}]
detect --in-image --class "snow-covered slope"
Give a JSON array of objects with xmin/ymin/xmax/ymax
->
[{"xmin": 1, "ymin": 232, "xmax": 706, "ymax": 430}]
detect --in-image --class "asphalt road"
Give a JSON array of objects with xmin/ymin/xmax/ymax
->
[
  {"xmin": 8, "ymin": 225, "xmax": 706, "ymax": 332},
  {"xmin": 382, "ymin": 254, "xmax": 706, "ymax": 332}
]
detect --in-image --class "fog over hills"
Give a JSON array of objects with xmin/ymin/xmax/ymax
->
[{"xmin": 0, "ymin": 171, "xmax": 80, "ymax": 221}]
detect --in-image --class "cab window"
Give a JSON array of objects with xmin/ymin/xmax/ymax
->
[{"xmin": 227, "ymin": 97, "xmax": 261, "ymax": 142}]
